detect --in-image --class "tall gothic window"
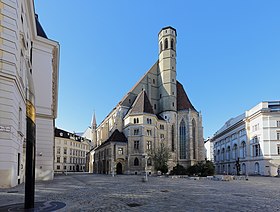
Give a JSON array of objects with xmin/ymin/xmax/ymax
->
[
  {"xmin": 179, "ymin": 120, "xmax": 186, "ymax": 159},
  {"xmin": 164, "ymin": 38, "xmax": 168, "ymax": 50},
  {"xmin": 232, "ymin": 144, "xmax": 238, "ymax": 160},
  {"xmin": 171, "ymin": 39, "xmax": 174, "ymax": 50},
  {"xmin": 192, "ymin": 119, "xmax": 196, "ymax": 159},
  {"xmin": 160, "ymin": 41, "xmax": 163, "ymax": 52},
  {"xmin": 171, "ymin": 125, "xmax": 175, "ymax": 152},
  {"xmin": 134, "ymin": 158, "xmax": 139, "ymax": 166}
]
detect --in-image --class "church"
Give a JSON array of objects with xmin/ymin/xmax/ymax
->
[{"xmin": 85, "ymin": 26, "xmax": 204, "ymax": 174}]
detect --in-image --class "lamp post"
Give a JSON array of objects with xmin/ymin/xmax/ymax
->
[
  {"xmin": 24, "ymin": 69, "xmax": 36, "ymax": 209},
  {"xmin": 142, "ymin": 153, "xmax": 148, "ymax": 182}
]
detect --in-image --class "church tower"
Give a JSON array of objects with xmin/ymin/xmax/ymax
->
[
  {"xmin": 158, "ymin": 26, "xmax": 177, "ymax": 114},
  {"xmin": 90, "ymin": 113, "xmax": 97, "ymax": 147}
]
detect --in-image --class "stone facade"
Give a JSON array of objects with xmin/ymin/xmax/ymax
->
[
  {"xmin": 0, "ymin": 0, "xmax": 59, "ymax": 187},
  {"xmin": 85, "ymin": 26, "xmax": 204, "ymax": 175},
  {"xmin": 212, "ymin": 101, "xmax": 280, "ymax": 176}
]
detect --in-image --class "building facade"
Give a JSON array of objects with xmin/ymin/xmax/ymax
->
[
  {"xmin": 213, "ymin": 101, "xmax": 280, "ymax": 176},
  {"xmin": 54, "ymin": 128, "xmax": 92, "ymax": 173},
  {"xmin": 0, "ymin": 0, "xmax": 59, "ymax": 187},
  {"xmin": 85, "ymin": 26, "xmax": 205, "ymax": 175}
]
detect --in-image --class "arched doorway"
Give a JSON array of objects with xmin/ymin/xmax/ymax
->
[
  {"xmin": 242, "ymin": 163, "xmax": 246, "ymax": 175},
  {"xmin": 255, "ymin": 162, "xmax": 260, "ymax": 175},
  {"xmin": 116, "ymin": 162, "xmax": 123, "ymax": 174}
]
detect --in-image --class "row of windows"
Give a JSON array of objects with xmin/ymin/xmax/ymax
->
[
  {"xmin": 56, "ymin": 148, "xmax": 86, "ymax": 157},
  {"xmin": 56, "ymin": 157, "xmax": 85, "ymax": 164},
  {"xmin": 133, "ymin": 128, "xmax": 153, "ymax": 136},
  {"xmin": 214, "ymin": 129, "xmax": 247, "ymax": 147},
  {"xmin": 133, "ymin": 157, "xmax": 152, "ymax": 166},
  {"xmin": 160, "ymin": 38, "xmax": 175, "ymax": 52},
  {"xmin": 133, "ymin": 140, "xmax": 153, "ymax": 150},
  {"xmin": 56, "ymin": 165, "xmax": 84, "ymax": 171},
  {"xmin": 56, "ymin": 140, "xmax": 88, "ymax": 150}
]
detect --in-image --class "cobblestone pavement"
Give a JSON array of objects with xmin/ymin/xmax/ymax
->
[{"xmin": 0, "ymin": 174, "xmax": 280, "ymax": 211}]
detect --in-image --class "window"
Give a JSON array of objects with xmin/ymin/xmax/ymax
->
[
  {"xmin": 64, "ymin": 157, "xmax": 67, "ymax": 163},
  {"xmin": 160, "ymin": 125, "xmax": 164, "ymax": 130},
  {"xmin": 134, "ymin": 129, "xmax": 139, "ymax": 135},
  {"xmin": 160, "ymin": 41, "xmax": 163, "ymax": 52},
  {"xmin": 147, "ymin": 118, "xmax": 152, "ymax": 124},
  {"xmin": 118, "ymin": 147, "xmax": 123, "ymax": 155},
  {"xmin": 57, "ymin": 165, "xmax": 60, "ymax": 170},
  {"xmin": 64, "ymin": 140, "xmax": 67, "ymax": 145},
  {"xmin": 277, "ymin": 121, "xmax": 280, "ymax": 127},
  {"xmin": 179, "ymin": 120, "xmax": 186, "ymax": 159},
  {"xmin": 192, "ymin": 119, "xmax": 196, "ymax": 159},
  {"xmin": 154, "ymin": 104, "xmax": 156, "ymax": 110},
  {"xmin": 64, "ymin": 166, "xmax": 66, "ymax": 170},
  {"xmin": 226, "ymin": 146, "xmax": 230, "ymax": 161},
  {"xmin": 153, "ymin": 79, "xmax": 155, "ymax": 84},
  {"xmin": 64, "ymin": 148, "xmax": 67, "ymax": 155},
  {"xmin": 164, "ymin": 38, "xmax": 168, "ymax": 49},
  {"xmin": 18, "ymin": 107, "xmax": 22, "ymax": 132},
  {"xmin": 221, "ymin": 148, "xmax": 225, "ymax": 161},
  {"xmin": 134, "ymin": 158, "xmax": 139, "ymax": 166},
  {"xmin": 232, "ymin": 144, "xmax": 238, "ymax": 160},
  {"xmin": 134, "ymin": 140, "xmax": 139, "ymax": 149},
  {"xmin": 172, "ymin": 125, "xmax": 175, "ymax": 152},
  {"xmin": 147, "ymin": 141, "xmax": 152, "ymax": 150},
  {"xmin": 277, "ymin": 132, "xmax": 280, "ymax": 140},
  {"xmin": 160, "ymin": 94, "xmax": 162, "ymax": 98},
  {"xmin": 253, "ymin": 144, "xmax": 261, "ymax": 157},
  {"xmin": 240, "ymin": 141, "xmax": 246, "ymax": 158},
  {"xmin": 171, "ymin": 39, "xmax": 174, "ymax": 50},
  {"xmin": 278, "ymin": 145, "xmax": 280, "ymax": 155},
  {"xmin": 147, "ymin": 130, "xmax": 152, "ymax": 136},
  {"xmin": 147, "ymin": 158, "xmax": 152, "ymax": 166},
  {"xmin": 160, "ymin": 134, "xmax": 164, "ymax": 139},
  {"xmin": 57, "ymin": 147, "xmax": 61, "ymax": 154},
  {"xmin": 57, "ymin": 157, "xmax": 60, "ymax": 163}
]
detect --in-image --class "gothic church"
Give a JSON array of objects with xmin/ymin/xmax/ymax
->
[{"xmin": 86, "ymin": 26, "xmax": 204, "ymax": 174}]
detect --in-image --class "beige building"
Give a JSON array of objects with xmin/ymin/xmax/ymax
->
[
  {"xmin": 0, "ymin": 0, "xmax": 59, "ymax": 187},
  {"xmin": 85, "ymin": 26, "xmax": 205, "ymax": 175},
  {"xmin": 54, "ymin": 128, "xmax": 92, "ymax": 173}
]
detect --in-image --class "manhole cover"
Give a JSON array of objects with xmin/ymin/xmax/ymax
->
[
  {"xmin": 0, "ymin": 201, "xmax": 66, "ymax": 211},
  {"xmin": 127, "ymin": 203, "xmax": 141, "ymax": 207}
]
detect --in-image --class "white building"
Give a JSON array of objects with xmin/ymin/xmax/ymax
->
[
  {"xmin": 204, "ymin": 137, "xmax": 214, "ymax": 162},
  {"xmin": 0, "ymin": 0, "xmax": 59, "ymax": 187},
  {"xmin": 212, "ymin": 101, "xmax": 280, "ymax": 176},
  {"xmin": 54, "ymin": 128, "xmax": 92, "ymax": 173}
]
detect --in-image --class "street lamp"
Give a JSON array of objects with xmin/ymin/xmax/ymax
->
[{"xmin": 142, "ymin": 153, "xmax": 148, "ymax": 182}]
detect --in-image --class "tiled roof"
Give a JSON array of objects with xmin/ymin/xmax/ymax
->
[
  {"xmin": 130, "ymin": 90, "xmax": 154, "ymax": 115},
  {"xmin": 35, "ymin": 14, "xmax": 47, "ymax": 38},
  {"xmin": 95, "ymin": 129, "xmax": 127, "ymax": 150},
  {"xmin": 176, "ymin": 81, "xmax": 196, "ymax": 111}
]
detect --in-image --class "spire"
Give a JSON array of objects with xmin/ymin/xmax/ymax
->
[{"xmin": 91, "ymin": 112, "xmax": 97, "ymax": 129}]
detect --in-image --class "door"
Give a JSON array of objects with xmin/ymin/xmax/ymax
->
[{"xmin": 116, "ymin": 162, "xmax": 123, "ymax": 174}]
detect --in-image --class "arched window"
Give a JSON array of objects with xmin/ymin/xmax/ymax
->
[
  {"xmin": 255, "ymin": 162, "xmax": 260, "ymax": 174},
  {"xmin": 221, "ymin": 148, "xmax": 225, "ymax": 161},
  {"xmin": 232, "ymin": 144, "xmax": 238, "ymax": 160},
  {"xmin": 164, "ymin": 38, "xmax": 168, "ymax": 50},
  {"xmin": 217, "ymin": 149, "xmax": 220, "ymax": 161},
  {"xmin": 179, "ymin": 120, "xmax": 186, "ymax": 159},
  {"xmin": 192, "ymin": 119, "xmax": 196, "ymax": 159},
  {"xmin": 171, "ymin": 39, "xmax": 174, "ymax": 50},
  {"xmin": 160, "ymin": 41, "xmax": 163, "ymax": 52},
  {"xmin": 147, "ymin": 158, "xmax": 152, "ymax": 166},
  {"xmin": 134, "ymin": 158, "xmax": 139, "ymax": 166},
  {"xmin": 226, "ymin": 146, "xmax": 230, "ymax": 161},
  {"xmin": 171, "ymin": 125, "xmax": 175, "ymax": 152},
  {"xmin": 240, "ymin": 141, "xmax": 246, "ymax": 158}
]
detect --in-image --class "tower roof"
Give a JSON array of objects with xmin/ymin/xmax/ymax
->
[
  {"xmin": 35, "ymin": 14, "xmax": 48, "ymax": 38},
  {"xmin": 158, "ymin": 26, "xmax": 177, "ymax": 36},
  {"xmin": 91, "ymin": 112, "xmax": 96, "ymax": 128},
  {"xmin": 177, "ymin": 81, "xmax": 196, "ymax": 111},
  {"xmin": 130, "ymin": 90, "xmax": 155, "ymax": 115}
]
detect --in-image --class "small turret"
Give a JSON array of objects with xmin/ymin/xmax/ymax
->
[{"xmin": 90, "ymin": 112, "xmax": 97, "ymax": 146}]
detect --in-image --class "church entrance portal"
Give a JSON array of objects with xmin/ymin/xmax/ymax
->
[{"xmin": 116, "ymin": 162, "xmax": 123, "ymax": 174}]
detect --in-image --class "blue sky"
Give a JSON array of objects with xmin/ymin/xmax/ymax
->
[{"xmin": 35, "ymin": 0, "xmax": 280, "ymax": 138}]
